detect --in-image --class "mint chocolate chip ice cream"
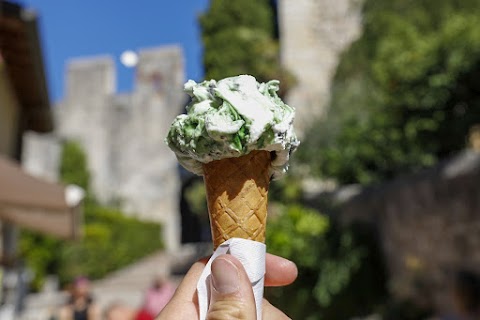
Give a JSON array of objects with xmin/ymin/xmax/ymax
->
[{"xmin": 165, "ymin": 74, "xmax": 299, "ymax": 179}]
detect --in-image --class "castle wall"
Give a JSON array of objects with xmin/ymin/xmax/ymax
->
[
  {"xmin": 57, "ymin": 56, "xmax": 116, "ymax": 203},
  {"xmin": 22, "ymin": 132, "xmax": 61, "ymax": 183},
  {"xmin": 23, "ymin": 46, "xmax": 186, "ymax": 251},
  {"xmin": 339, "ymin": 150, "xmax": 480, "ymax": 314},
  {"xmin": 278, "ymin": 0, "xmax": 362, "ymax": 135},
  {"xmin": 112, "ymin": 46, "xmax": 186, "ymax": 250}
]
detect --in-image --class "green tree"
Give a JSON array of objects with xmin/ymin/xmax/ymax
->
[
  {"xmin": 200, "ymin": 0, "xmax": 294, "ymax": 95},
  {"xmin": 60, "ymin": 141, "xmax": 90, "ymax": 191},
  {"xmin": 299, "ymin": 0, "xmax": 480, "ymax": 185}
]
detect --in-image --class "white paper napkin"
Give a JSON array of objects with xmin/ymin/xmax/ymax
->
[{"xmin": 197, "ymin": 238, "xmax": 266, "ymax": 320}]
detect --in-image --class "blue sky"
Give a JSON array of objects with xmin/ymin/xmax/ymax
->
[{"xmin": 19, "ymin": 1, "xmax": 210, "ymax": 103}]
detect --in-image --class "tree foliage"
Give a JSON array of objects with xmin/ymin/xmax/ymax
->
[
  {"xmin": 299, "ymin": 0, "xmax": 480, "ymax": 185},
  {"xmin": 59, "ymin": 141, "xmax": 90, "ymax": 191},
  {"xmin": 200, "ymin": 0, "xmax": 294, "ymax": 95},
  {"xmin": 265, "ymin": 204, "xmax": 370, "ymax": 319}
]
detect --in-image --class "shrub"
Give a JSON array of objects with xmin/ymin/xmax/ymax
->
[{"xmin": 266, "ymin": 204, "xmax": 366, "ymax": 319}]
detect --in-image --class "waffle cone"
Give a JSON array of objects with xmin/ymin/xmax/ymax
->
[{"xmin": 203, "ymin": 150, "xmax": 271, "ymax": 249}]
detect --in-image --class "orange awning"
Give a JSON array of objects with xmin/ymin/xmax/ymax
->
[{"xmin": 0, "ymin": 155, "xmax": 83, "ymax": 239}]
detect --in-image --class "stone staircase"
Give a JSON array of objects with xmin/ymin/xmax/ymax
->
[{"xmin": 17, "ymin": 243, "xmax": 211, "ymax": 320}]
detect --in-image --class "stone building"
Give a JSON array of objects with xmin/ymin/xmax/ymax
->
[
  {"xmin": 24, "ymin": 46, "xmax": 186, "ymax": 251},
  {"xmin": 278, "ymin": 0, "xmax": 363, "ymax": 135}
]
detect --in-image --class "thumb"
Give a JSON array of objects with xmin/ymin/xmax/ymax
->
[{"xmin": 207, "ymin": 254, "xmax": 257, "ymax": 320}]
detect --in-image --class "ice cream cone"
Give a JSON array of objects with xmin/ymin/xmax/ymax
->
[{"xmin": 203, "ymin": 150, "xmax": 271, "ymax": 249}]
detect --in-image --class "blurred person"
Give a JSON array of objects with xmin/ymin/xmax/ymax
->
[
  {"xmin": 139, "ymin": 276, "xmax": 176, "ymax": 318},
  {"xmin": 157, "ymin": 253, "xmax": 298, "ymax": 320},
  {"xmin": 134, "ymin": 308, "xmax": 154, "ymax": 320},
  {"xmin": 57, "ymin": 277, "xmax": 100, "ymax": 320},
  {"xmin": 104, "ymin": 302, "xmax": 136, "ymax": 320}
]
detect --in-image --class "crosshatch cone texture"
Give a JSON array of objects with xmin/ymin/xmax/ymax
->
[{"xmin": 203, "ymin": 150, "xmax": 272, "ymax": 249}]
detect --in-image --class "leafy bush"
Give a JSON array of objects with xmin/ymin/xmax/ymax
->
[
  {"xmin": 60, "ymin": 204, "xmax": 162, "ymax": 283},
  {"xmin": 265, "ymin": 204, "xmax": 367, "ymax": 319},
  {"xmin": 184, "ymin": 178, "xmax": 208, "ymax": 218}
]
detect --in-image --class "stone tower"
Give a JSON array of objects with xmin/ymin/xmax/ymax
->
[
  {"xmin": 23, "ymin": 46, "xmax": 186, "ymax": 250},
  {"xmin": 278, "ymin": 0, "xmax": 363, "ymax": 134}
]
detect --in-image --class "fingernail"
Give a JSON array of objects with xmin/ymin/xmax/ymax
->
[{"xmin": 211, "ymin": 258, "xmax": 240, "ymax": 294}]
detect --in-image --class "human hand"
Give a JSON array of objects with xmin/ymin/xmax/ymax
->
[{"xmin": 157, "ymin": 253, "xmax": 297, "ymax": 320}]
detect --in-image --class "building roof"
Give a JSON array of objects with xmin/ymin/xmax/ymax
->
[{"xmin": 0, "ymin": 0, "xmax": 53, "ymax": 132}]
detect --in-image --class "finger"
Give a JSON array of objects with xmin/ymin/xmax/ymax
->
[
  {"xmin": 265, "ymin": 253, "xmax": 298, "ymax": 287},
  {"xmin": 263, "ymin": 299, "xmax": 292, "ymax": 320},
  {"xmin": 207, "ymin": 254, "xmax": 256, "ymax": 320},
  {"xmin": 171, "ymin": 256, "xmax": 209, "ymax": 302},
  {"xmin": 157, "ymin": 257, "xmax": 209, "ymax": 320}
]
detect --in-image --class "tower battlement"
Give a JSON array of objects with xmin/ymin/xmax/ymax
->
[{"xmin": 66, "ymin": 55, "xmax": 115, "ymax": 101}]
